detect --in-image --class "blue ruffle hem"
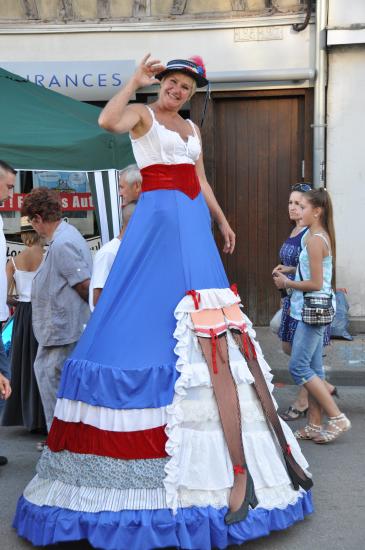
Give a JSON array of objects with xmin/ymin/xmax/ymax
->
[{"xmin": 14, "ymin": 492, "xmax": 313, "ymax": 550}]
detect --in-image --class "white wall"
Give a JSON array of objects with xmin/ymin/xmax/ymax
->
[
  {"xmin": 327, "ymin": 46, "xmax": 365, "ymax": 316},
  {"xmin": 328, "ymin": 0, "xmax": 365, "ymax": 27},
  {"xmin": 0, "ymin": 24, "xmax": 313, "ymax": 69},
  {"xmin": 0, "ymin": 22, "xmax": 314, "ymax": 99}
]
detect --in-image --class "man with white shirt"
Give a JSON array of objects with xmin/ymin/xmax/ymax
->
[
  {"xmin": 0, "ymin": 160, "xmax": 16, "ymax": 467},
  {"xmin": 89, "ymin": 202, "xmax": 136, "ymax": 311}
]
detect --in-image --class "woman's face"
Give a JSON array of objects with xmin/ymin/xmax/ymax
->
[
  {"xmin": 288, "ymin": 191, "xmax": 303, "ymax": 222},
  {"xmin": 159, "ymin": 72, "xmax": 195, "ymax": 110},
  {"xmin": 299, "ymin": 196, "xmax": 321, "ymax": 227}
]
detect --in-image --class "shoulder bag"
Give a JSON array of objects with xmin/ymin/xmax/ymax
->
[{"xmin": 298, "ymin": 263, "xmax": 335, "ymax": 326}]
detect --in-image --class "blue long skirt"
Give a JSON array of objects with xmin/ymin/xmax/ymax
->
[{"xmin": 14, "ymin": 190, "xmax": 312, "ymax": 549}]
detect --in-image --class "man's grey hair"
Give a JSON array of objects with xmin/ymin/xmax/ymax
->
[{"xmin": 119, "ymin": 164, "xmax": 142, "ymax": 187}]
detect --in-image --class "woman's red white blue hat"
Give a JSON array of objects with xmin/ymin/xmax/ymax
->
[{"xmin": 156, "ymin": 57, "xmax": 208, "ymax": 88}]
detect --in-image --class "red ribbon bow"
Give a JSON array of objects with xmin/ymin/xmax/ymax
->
[
  {"xmin": 230, "ymin": 283, "xmax": 239, "ymax": 296},
  {"xmin": 209, "ymin": 328, "xmax": 219, "ymax": 374},
  {"xmin": 241, "ymin": 332, "xmax": 257, "ymax": 361},
  {"xmin": 186, "ymin": 290, "xmax": 201, "ymax": 310}
]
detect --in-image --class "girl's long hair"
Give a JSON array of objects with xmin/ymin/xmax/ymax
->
[{"xmin": 306, "ymin": 187, "xmax": 336, "ymax": 289}]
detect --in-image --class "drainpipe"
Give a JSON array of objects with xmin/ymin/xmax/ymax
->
[
  {"xmin": 207, "ymin": 68, "xmax": 315, "ymax": 82},
  {"xmin": 313, "ymin": 0, "xmax": 328, "ymax": 188}
]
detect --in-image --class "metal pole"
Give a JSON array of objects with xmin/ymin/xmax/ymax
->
[{"xmin": 313, "ymin": 0, "xmax": 328, "ymax": 188}]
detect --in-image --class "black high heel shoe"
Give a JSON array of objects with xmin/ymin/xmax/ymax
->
[
  {"xmin": 284, "ymin": 455, "xmax": 313, "ymax": 491},
  {"xmin": 331, "ymin": 387, "xmax": 340, "ymax": 398},
  {"xmin": 224, "ymin": 468, "xmax": 258, "ymax": 525}
]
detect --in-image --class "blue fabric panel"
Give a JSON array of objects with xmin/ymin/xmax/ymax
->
[
  {"xmin": 58, "ymin": 191, "xmax": 228, "ymax": 409},
  {"xmin": 58, "ymin": 358, "xmax": 179, "ymax": 409},
  {"xmin": 14, "ymin": 492, "xmax": 313, "ymax": 550}
]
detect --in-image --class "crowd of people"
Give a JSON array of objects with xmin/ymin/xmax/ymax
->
[
  {"xmin": 0, "ymin": 54, "xmax": 350, "ymax": 550},
  {"xmin": 0, "ymin": 162, "xmax": 142, "ymax": 449}
]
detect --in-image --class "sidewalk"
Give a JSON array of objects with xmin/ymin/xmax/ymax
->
[{"xmin": 255, "ymin": 327, "xmax": 365, "ymax": 386}]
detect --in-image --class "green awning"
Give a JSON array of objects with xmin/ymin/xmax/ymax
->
[
  {"xmin": 0, "ymin": 67, "xmax": 134, "ymax": 171},
  {"xmin": 0, "ymin": 67, "xmax": 136, "ymax": 242}
]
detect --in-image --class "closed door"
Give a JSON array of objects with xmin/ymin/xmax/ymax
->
[{"xmin": 192, "ymin": 89, "xmax": 312, "ymax": 325}]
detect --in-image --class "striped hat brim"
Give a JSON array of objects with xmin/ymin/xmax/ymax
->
[{"xmin": 156, "ymin": 59, "xmax": 208, "ymax": 88}]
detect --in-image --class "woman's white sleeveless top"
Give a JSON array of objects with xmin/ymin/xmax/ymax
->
[
  {"xmin": 130, "ymin": 106, "xmax": 201, "ymax": 169},
  {"xmin": 12, "ymin": 257, "xmax": 40, "ymax": 303}
]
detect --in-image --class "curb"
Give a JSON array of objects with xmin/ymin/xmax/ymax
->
[
  {"xmin": 255, "ymin": 328, "xmax": 365, "ymax": 387},
  {"xmin": 271, "ymin": 366, "xmax": 365, "ymax": 387}
]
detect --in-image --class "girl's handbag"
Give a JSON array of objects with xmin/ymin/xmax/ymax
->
[
  {"xmin": 298, "ymin": 264, "xmax": 335, "ymax": 326},
  {"xmin": 301, "ymin": 295, "xmax": 335, "ymax": 326}
]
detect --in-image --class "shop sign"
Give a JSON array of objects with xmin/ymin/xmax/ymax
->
[
  {"xmin": 1, "ymin": 60, "xmax": 135, "ymax": 101},
  {"xmin": 0, "ymin": 193, "xmax": 94, "ymax": 212}
]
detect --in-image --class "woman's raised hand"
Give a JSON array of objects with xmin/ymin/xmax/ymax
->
[{"xmin": 131, "ymin": 54, "xmax": 166, "ymax": 89}]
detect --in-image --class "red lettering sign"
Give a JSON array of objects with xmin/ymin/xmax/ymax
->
[{"xmin": 0, "ymin": 193, "xmax": 95, "ymax": 212}]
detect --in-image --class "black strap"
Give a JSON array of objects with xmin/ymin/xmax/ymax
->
[
  {"xmin": 297, "ymin": 261, "xmax": 308, "ymax": 296},
  {"xmin": 298, "ymin": 258, "xmax": 333, "ymax": 299}
]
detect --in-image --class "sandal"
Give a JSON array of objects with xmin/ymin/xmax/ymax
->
[
  {"xmin": 294, "ymin": 423, "xmax": 322, "ymax": 440},
  {"xmin": 313, "ymin": 413, "xmax": 351, "ymax": 444},
  {"xmin": 280, "ymin": 405, "xmax": 308, "ymax": 422}
]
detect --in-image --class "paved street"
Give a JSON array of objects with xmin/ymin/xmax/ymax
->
[{"xmin": 0, "ymin": 384, "xmax": 363, "ymax": 550}]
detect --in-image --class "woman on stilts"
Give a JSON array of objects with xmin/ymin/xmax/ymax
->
[{"xmin": 14, "ymin": 54, "xmax": 313, "ymax": 550}]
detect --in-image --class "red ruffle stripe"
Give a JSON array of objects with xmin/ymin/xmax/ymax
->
[{"xmin": 47, "ymin": 418, "xmax": 168, "ymax": 459}]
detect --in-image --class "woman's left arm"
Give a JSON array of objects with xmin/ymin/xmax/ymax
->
[{"xmin": 194, "ymin": 131, "xmax": 235, "ymax": 254}]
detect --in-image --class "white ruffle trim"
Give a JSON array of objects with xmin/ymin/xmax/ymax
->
[
  {"xmin": 164, "ymin": 288, "xmax": 310, "ymax": 512},
  {"xmin": 24, "ymin": 474, "xmax": 307, "ymax": 514},
  {"xmin": 178, "ymin": 483, "xmax": 306, "ymax": 510},
  {"xmin": 54, "ymin": 398, "xmax": 167, "ymax": 432},
  {"xmin": 24, "ymin": 475, "xmax": 167, "ymax": 512},
  {"xmin": 175, "ymin": 288, "xmax": 241, "ymax": 314}
]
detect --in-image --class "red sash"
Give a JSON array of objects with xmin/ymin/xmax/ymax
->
[{"xmin": 141, "ymin": 163, "xmax": 201, "ymax": 200}]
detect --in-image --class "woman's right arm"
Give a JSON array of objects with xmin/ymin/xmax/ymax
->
[
  {"xmin": 273, "ymin": 236, "xmax": 325, "ymax": 292},
  {"xmin": 98, "ymin": 54, "xmax": 165, "ymax": 134},
  {"xmin": 6, "ymin": 259, "xmax": 18, "ymax": 307}
]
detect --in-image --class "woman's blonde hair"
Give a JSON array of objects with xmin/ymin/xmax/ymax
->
[{"xmin": 21, "ymin": 230, "xmax": 41, "ymax": 248}]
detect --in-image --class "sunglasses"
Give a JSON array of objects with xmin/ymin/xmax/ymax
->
[{"xmin": 291, "ymin": 183, "xmax": 312, "ymax": 192}]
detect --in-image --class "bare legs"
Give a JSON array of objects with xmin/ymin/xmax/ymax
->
[
  {"xmin": 282, "ymin": 341, "xmax": 336, "ymax": 420},
  {"xmin": 305, "ymin": 377, "xmax": 340, "ymax": 418},
  {"xmin": 295, "ymin": 377, "xmax": 350, "ymax": 441},
  {"xmin": 291, "ymin": 382, "xmax": 336, "ymax": 413}
]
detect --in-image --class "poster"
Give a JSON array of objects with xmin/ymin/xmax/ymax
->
[{"xmin": 32, "ymin": 171, "xmax": 89, "ymax": 193}]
